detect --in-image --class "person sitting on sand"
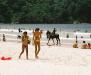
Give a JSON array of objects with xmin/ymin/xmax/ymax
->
[
  {"xmin": 73, "ymin": 41, "xmax": 78, "ymax": 48},
  {"xmin": 81, "ymin": 41, "xmax": 87, "ymax": 49},
  {"xmin": 33, "ymin": 28, "xmax": 42, "ymax": 59},
  {"xmin": 87, "ymin": 43, "xmax": 91, "ymax": 49},
  {"xmin": 19, "ymin": 31, "xmax": 29, "ymax": 59}
]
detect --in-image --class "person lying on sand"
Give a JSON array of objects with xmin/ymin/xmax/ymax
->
[
  {"xmin": 81, "ymin": 41, "xmax": 87, "ymax": 49},
  {"xmin": 33, "ymin": 28, "xmax": 42, "ymax": 59},
  {"xmin": 73, "ymin": 41, "xmax": 78, "ymax": 48},
  {"xmin": 19, "ymin": 31, "xmax": 30, "ymax": 60},
  {"xmin": 87, "ymin": 43, "xmax": 91, "ymax": 49}
]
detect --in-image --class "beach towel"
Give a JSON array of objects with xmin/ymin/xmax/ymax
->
[{"xmin": 1, "ymin": 56, "xmax": 12, "ymax": 60}]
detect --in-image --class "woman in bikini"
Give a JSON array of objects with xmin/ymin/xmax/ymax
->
[
  {"xmin": 19, "ymin": 31, "xmax": 29, "ymax": 59},
  {"xmin": 33, "ymin": 28, "xmax": 42, "ymax": 59}
]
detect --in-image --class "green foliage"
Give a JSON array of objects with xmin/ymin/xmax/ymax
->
[{"xmin": 0, "ymin": 0, "xmax": 91, "ymax": 23}]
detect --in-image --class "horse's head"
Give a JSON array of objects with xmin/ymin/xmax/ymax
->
[
  {"xmin": 46, "ymin": 31, "xmax": 51, "ymax": 35},
  {"xmin": 46, "ymin": 31, "xmax": 51, "ymax": 38}
]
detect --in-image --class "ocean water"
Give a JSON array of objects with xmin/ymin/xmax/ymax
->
[{"xmin": 0, "ymin": 24, "xmax": 91, "ymax": 32}]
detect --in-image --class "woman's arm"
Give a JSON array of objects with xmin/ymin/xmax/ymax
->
[
  {"xmin": 22, "ymin": 36, "xmax": 24, "ymax": 42},
  {"xmin": 40, "ymin": 32, "xmax": 42, "ymax": 38},
  {"xmin": 33, "ymin": 32, "xmax": 35, "ymax": 41}
]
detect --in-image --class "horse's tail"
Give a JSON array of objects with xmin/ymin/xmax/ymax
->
[
  {"xmin": 57, "ymin": 34, "xmax": 60, "ymax": 39},
  {"xmin": 58, "ymin": 34, "xmax": 61, "ymax": 45}
]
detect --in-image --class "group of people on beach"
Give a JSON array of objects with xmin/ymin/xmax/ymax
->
[
  {"xmin": 73, "ymin": 40, "xmax": 91, "ymax": 49},
  {"xmin": 19, "ymin": 28, "xmax": 58, "ymax": 59},
  {"xmin": 0, "ymin": 27, "xmax": 91, "ymax": 60},
  {"xmin": 19, "ymin": 28, "xmax": 42, "ymax": 59}
]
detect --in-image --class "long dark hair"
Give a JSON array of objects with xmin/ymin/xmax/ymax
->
[{"xmin": 35, "ymin": 28, "xmax": 40, "ymax": 31}]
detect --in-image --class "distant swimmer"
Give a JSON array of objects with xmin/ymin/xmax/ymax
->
[
  {"xmin": 33, "ymin": 28, "xmax": 42, "ymax": 59},
  {"xmin": 3, "ymin": 34, "xmax": 6, "ymax": 41},
  {"xmin": 18, "ymin": 28, "xmax": 22, "ymax": 33},
  {"xmin": 66, "ymin": 33, "xmax": 69, "ymax": 38},
  {"xmin": 19, "ymin": 31, "xmax": 30, "ymax": 60}
]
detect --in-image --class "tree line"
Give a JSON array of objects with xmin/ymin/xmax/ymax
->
[{"xmin": 0, "ymin": 0, "xmax": 91, "ymax": 23}]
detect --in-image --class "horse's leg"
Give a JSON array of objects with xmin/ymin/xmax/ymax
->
[
  {"xmin": 59, "ymin": 38, "xmax": 61, "ymax": 45},
  {"xmin": 52, "ymin": 38, "xmax": 55, "ymax": 45},
  {"xmin": 56, "ymin": 38, "xmax": 58, "ymax": 45},
  {"xmin": 47, "ymin": 38, "xmax": 50, "ymax": 45},
  {"xmin": 58, "ymin": 35, "xmax": 61, "ymax": 45}
]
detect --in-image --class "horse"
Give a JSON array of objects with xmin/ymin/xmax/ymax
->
[{"xmin": 46, "ymin": 30, "xmax": 61, "ymax": 45}]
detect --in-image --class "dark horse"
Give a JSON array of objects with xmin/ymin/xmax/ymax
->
[{"xmin": 46, "ymin": 30, "xmax": 61, "ymax": 45}]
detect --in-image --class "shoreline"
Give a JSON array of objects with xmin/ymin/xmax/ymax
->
[{"xmin": 0, "ymin": 28, "xmax": 91, "ymax": 44}]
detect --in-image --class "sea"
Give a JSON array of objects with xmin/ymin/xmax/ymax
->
[{"xmin": 0, "ymin": 24, "xmax": 91, "ymax": 32}]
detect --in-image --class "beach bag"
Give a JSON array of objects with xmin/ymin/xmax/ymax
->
[{"xmin": 28, "ymin": 38, "xmax": 31, "ymax": 44}]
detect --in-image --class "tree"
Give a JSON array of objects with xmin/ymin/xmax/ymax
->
[{"xmin": 0, "ymin": 0, "xmax": 91, "ymax": 23}]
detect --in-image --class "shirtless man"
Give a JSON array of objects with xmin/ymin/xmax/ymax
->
[
  {"xmin": 33, "ymin": 28, "xmax": 42, "ymax": 59},
  {"xmin": 19, "ymin": 31, "xmax": 29, "ymax": 59}
]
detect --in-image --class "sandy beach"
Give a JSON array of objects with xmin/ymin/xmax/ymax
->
[
  {"xmin": 0, "ymin": 0, "xmax": 91, "ymax": 74},
  {"xmin": 0, "ymin": 29, "xmax": 91, "ymax": 75},
  {"xmin": 0, "ymin": 41, "xmax": 91, "ymax": 75}
]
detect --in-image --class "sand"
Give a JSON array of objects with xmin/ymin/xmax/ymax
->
[
  {"xmin": 0, "ymin": 41, "xmax": 91, "ymax": 75},
  {"xmin": 0, "ymin": 29, "xmax": 91, "ymax": 75}
]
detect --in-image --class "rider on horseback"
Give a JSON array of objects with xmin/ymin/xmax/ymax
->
[
  {"xmin": 52, "ymin": 28, "xmax": 57, "ymax": 35},
  {"xmin": 46, "ymin": 28, "xmax": 60, "ymax": 45}
]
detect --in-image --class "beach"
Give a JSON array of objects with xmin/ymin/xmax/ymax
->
[
  {"xmin": 0, "ymin": 0, "xmax": 91, "ymax": 74},
  {"xmin": 0, "ymin": 28, "xmax": 91, "ymax": 75},
  {"xmin": 0, "ymin": 41, "xmax": 91, "ymax": 75}
]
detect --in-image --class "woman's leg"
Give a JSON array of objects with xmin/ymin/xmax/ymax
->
[
  {"xmin": 19, "ymin": 45, "xmax": 25, "ymax": 59},
  {"xmin": 26, "ymin": 46, "xmax": 28, "ymax": 59},
  {"xmin": 35, "ymin": 43, "xmax": 38, "ymax": 58},
  {"xmin": 36, "ymin": 43, "xmax": 40, "ymax": 58}
]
